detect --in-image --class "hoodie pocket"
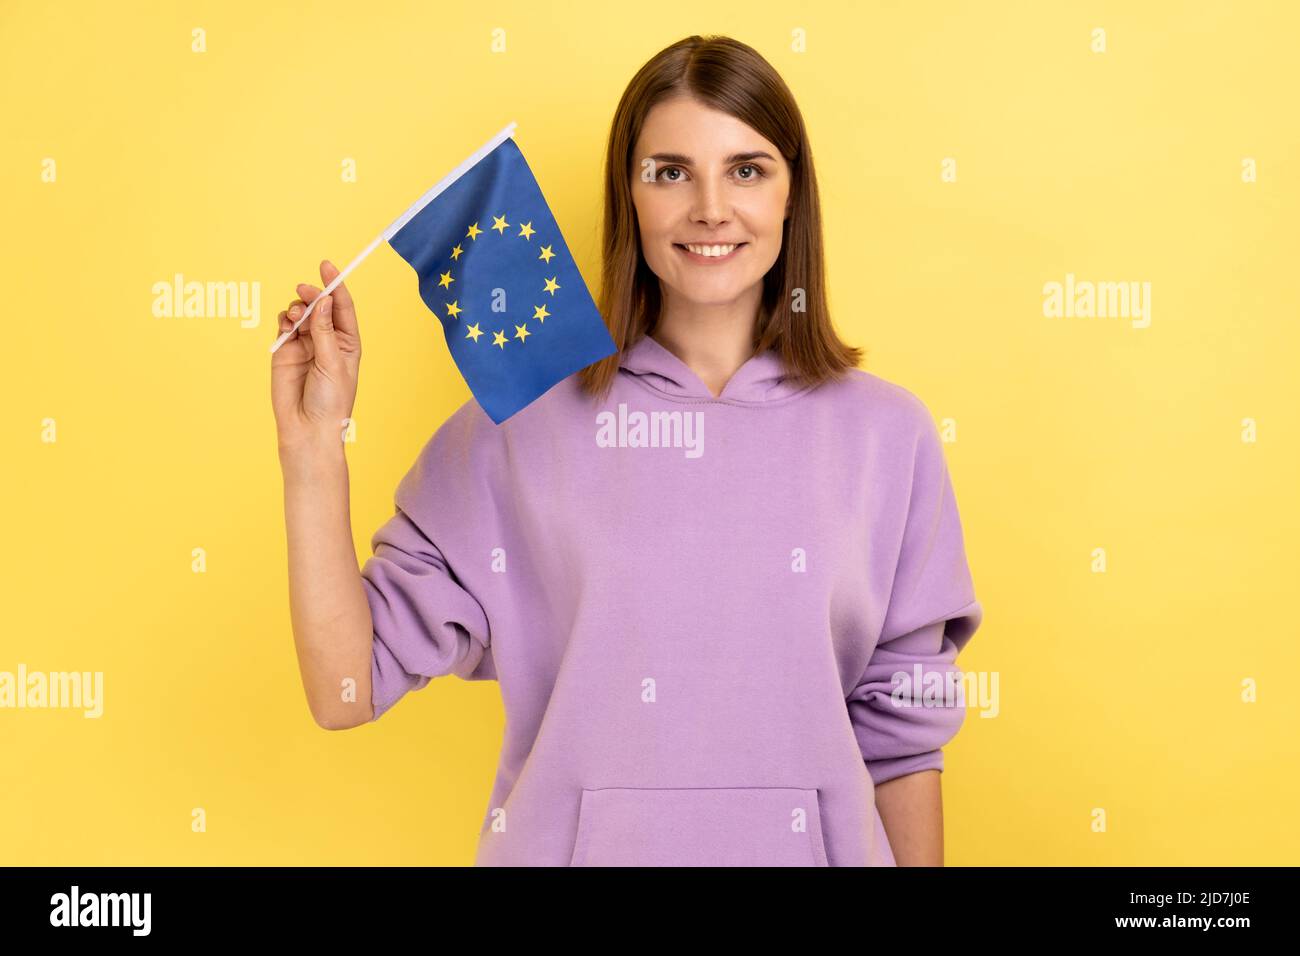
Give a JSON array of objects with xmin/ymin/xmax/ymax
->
[{"xmin": 569, "ymin": 786, "xmax": 829, "ymax": 866}]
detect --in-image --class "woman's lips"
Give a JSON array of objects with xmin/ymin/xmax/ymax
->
[{"xmin": 674, "ymin": 242, "xmax": 746, "ymax": 264}]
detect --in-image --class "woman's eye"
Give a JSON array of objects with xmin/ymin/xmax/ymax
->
[{"xmin": 654, "ymin": 164, "xmax": 766, "ymax": 183}]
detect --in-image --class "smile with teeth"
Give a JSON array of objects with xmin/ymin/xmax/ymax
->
[{"xmin": 675, "ymin": 242, "xmax": 746, "ymax": 261}]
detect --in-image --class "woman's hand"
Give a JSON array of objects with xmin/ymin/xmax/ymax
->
[{"xmin": 271, "ymin": 259, "xmax": 362, "ymax": 452}]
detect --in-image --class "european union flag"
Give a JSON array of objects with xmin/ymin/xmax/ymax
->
[{"xmin": 386, "ymin": 128, "xmax": 617, "ymax": 424}]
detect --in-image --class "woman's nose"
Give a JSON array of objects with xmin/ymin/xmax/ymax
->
[{"xmin": 689, "ymin": 176, "xmax": 732, "ymax": 225}]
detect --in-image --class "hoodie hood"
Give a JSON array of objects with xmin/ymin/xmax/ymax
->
[{"xmin": 617, "ymin": 334, "xmax": 812, "ymax": 405}]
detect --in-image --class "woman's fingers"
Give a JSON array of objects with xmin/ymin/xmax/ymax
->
[
  {"xmin": 295, "ymin": 284, "xmax": 321, "ymax": 312},
  {"xmin": 274, "ymin": 307, "xmax": 308, "ymax": 354},
  {"xmin": 282, "ymin": 304, "xmax": 301, "ymax": 330},
  {"xmin": 293, "ymin": 264, "xmax": 357, "ymax": 339},
  {"xmin": 305, "ymin": 294, "xmax": 341, "ymax": 370},
  {"xmin": 318, "ymin": 260, "xmax": 358, "ymax": 335}
]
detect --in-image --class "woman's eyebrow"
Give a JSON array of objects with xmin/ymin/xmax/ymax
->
[{"xmin": 647, "ymin": 150, "xmax": 776, "ymax": 165}]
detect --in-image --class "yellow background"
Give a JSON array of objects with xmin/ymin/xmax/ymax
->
[{"xmin": 2, "ymin": 0, "xmax": 1296, "ymax": 865}]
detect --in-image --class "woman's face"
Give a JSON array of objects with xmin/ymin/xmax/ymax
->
[{"xmin": 630, "ymin": 96, "xmax": 791, "ymax": 310}]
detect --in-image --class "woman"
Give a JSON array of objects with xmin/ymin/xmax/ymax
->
[{"xmin": 272, "ymin": 35, "xmax": 982, "ymax": 867}]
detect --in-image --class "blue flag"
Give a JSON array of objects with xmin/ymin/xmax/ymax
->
[{"xmin": 386, "ymin": 133, "xmax": 617, "ymax": 424}]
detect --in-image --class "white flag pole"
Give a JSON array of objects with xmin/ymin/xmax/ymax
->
[{"xmin": 270, "ymin": 120, "xmax": 519, "ymax": 353}]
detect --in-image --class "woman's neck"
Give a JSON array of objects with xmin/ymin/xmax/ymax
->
[{"xmin": 651, "ymin": 289, "xmax": 762, "ymax": 398}]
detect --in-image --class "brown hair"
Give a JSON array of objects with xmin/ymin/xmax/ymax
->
[{"xmin": 577, "ymin": 34, "xmax": 865, "ymax": 402}]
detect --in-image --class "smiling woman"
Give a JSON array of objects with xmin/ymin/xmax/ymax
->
[
  {"xmin": 633, "ymin": 101, "xmax": 791, "ymax": 337},
  {"xmin": 276, "ymin": 33, "xmax": 983, "ymax": 871},
  {"xmin": 578, "ymin": 35, "xmax": 859, "ymax": 401}
]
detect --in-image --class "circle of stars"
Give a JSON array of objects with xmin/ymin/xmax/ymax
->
[{"xmin": 435, "ymin": 215, "xmax": 563, "ymax": 349}]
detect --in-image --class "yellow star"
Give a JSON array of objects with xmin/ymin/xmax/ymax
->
[
  {"xmin": 491, "ymin": 215, "xmax": 510, "ymax": 234},
  {"xmin": 532, "ymin": 304, "xmax": 550, "ymax": 323},
  {"xmin": 518, "ymin": 221, "xmax": 535, "ymax": 240},
  {"xmin": 542, "ymin": 276, "xmax": 560, "ymax": 295},
  {"xmin": 492, "ymin": 330, "xmax": 508, "ymax": 348},
  {"xmin": 450, "ymin": 243, "xmax": 464, "ymax": 261},
  {"xmin": 465, "ymin": 322, "xmax": 483, "ymax": 342},
  {"xmin": 514, "ymin": 323, "xmax": 531, "ymax": 343},
  {"xmin": 446, "ymin": 301, "xmax": 463, "ymax": 320},
  {"xmin": 539, "ymin": 244, "xmax": 556, "ymax": 264},
  {"xmin": 438, "ymin": 270, "xmax": 454, "ymax": 289},
  {"xmin": 466, "ymin": 223, "xmax": 482, "ymax": 241}
]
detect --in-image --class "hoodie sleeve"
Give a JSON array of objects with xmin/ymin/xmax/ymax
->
[
  {"xmin": 846, "ymin": 405, "xmax": 982, "ymax": 786},
  {"xmin": 359, "ymin": 411, "xmax": 495, "ymax": 723}
]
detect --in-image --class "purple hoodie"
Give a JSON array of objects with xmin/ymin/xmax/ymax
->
[{"xmin": 359, "ymin": 333, "xmax": 982, "ymax": 866}]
